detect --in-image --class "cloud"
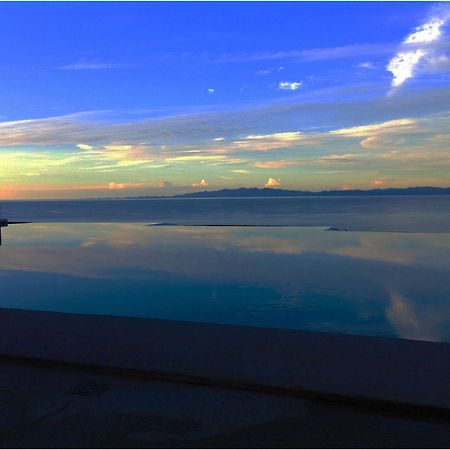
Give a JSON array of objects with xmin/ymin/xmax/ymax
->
[
  {"xmin": 278, "ymin": 81, "xmax": 302, "ymax": 91},
  {"xmin": 108, "ymin": 182, "xmax": 126, "ymax": 190},
  {"xmin": 208, "ymin": 88, "xmax": 215, "ymax": 94},
  {"xmin": 1, "ymin": 82, "xmax": 449, "ymax": 150},
  {"xmin": 385, "ymin": 290, "xmax": 440, "ymax": 342},
  {"xmin": 232, "ymin": 169, "xmax": 250, "ymax": 173},
  {"xmin": 167, "ymin": 155, "xmax": 226, "ymax": 163},
  {"xmin": 358, "ymin": 61, "xmax": 376, "ymax": 70},
  {"xmin": 58, "ymin": 61, "xmax": 124, "ymax": 70},
  {"xmin": 319, "ymin": 154, "xmax": 357, "ymax": 163},
  {"xmin": 217, "ymin": 43, "xmax": 392, "ymax": 64},
  {"xmin": 192, "ymin": 179, "xmax": 208, "ymax": 187},
  {"xmin": 329, "ymin": 118, "xmax": 415, "ymax": 150},
  {"xmin": 254, "ymin": 160, "xmax": 301, "ymax": 168},
  {"xmin": 108, "ymin": 182, "xmax": 146, "ymax": 190},
  {"xmin": 76, "ymin": 143, "xmax": 94, "ymax": 150},
  {"xmin": 387, "ymin": 50, "xmax": 425, "ymax": 88},
  {"xmin": 404, "ymin": 19, "xmax": 445, "ymax": 44},
  {"xmin": 232, "ymin": 131, "xmax": 305, "ymax": 151},
  {"xmin": 1, "ymin": 84, "xmax": 449, "ymax": 193},
  {"xmin": 246, "ymin": 131, "xmax": 303, "ymax": 141},
  {"xmin": 387, "ymin": 12, "xmax": 449, "ymax": 88},
  {"xmin": 264, "ymin": 178, "xmax": 281, "ymax": 187},
  {"xmin": 158, "ymin": 180, "xmax": 173, "ymax": 188},
  {"xmin": 330, "ymin": 118, "xmax": 415, "ymax": 137},
  {"xmin": 372, "ymin": 179, "xmax": 385, "ymax": 186},
  {"xmin": 360, "ymin": 135, "xmax": 405, "ymax": 149}
]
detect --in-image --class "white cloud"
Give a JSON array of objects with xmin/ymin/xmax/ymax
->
[
  {"xmin": 233, "ymin": 131, "xmax": 304, "ymax": 151},
  {"xmin": 76, "ymin": 143, "xmax": 94, "ymax": 151},
  {"xmin": 404, "ymin": 19, "xmax": 444, "ymax": 44},
  {"xmin": 246, "ymin": 131, "xmax": 302, "ymax": 141},
  {"xmin": 192, "ymin": 179, "xmax": 208, "ymax": 187},
  {"xmin": 264, "ymin": 177, "xmax": 281, "ymax": 187},
  {"xmin": 387, "ymin": 50, "xmax": 424, "ymax": 88},
  {"xmin": 387, "ymin": 13, "xmax": 448, "ymax": 88},
  {"xmin": 208, "ymin": 88, "xmax": 215, "ymax": 94},
  {"xmin": 278, "ymin": 81, "xmax": 302, "ymax": 91}
]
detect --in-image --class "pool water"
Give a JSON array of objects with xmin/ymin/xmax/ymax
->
[{"xmin": 0, "ymin": 223, "xmax": 449, "ymax": 343}]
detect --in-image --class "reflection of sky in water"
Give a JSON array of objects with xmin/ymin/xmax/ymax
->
[{"xmin": 1, "ymin": 223, "xmax": 449, "ymax": 343}]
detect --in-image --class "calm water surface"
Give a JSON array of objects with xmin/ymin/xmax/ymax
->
[
  {"xmin": 0, "ymin": 222, "xmax": 449, "ymax": 342},
  {"xmin": 3, "ymin": 196, "xmax": 450, "ymax": 232}
]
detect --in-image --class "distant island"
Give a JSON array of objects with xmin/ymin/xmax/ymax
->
[{"xmin": 119, "ymin": 186, "xmax": 450, "ymax": 200}]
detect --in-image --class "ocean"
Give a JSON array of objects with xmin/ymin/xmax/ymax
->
[{"xmin": 2, "ymin": 195, "xmax": 450, "ymax": 232}]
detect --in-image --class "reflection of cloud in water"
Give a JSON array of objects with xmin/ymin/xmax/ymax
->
[
  {"xmin": 385, "ymin": 290, "xmax": 444, "ymax": 342},
  {"xmin": 1, "ymin": 224, "xmax": 449, "ymax": 280},
  {"xmin": 1, "ymin": 223, "xmax": 449, "ymax": 341}
]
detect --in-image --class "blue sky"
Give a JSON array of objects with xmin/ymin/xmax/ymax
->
[{"xmin": 1, "ymin": 2, "xmax": 449, "ymax": 198}]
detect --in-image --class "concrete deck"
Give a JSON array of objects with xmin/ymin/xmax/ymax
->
[
  {"xmin": 1, "ymin": 359, "xmax": 450, "ymax": 448},
  {"xmin": 0, "ymin": 308, "xmax": 450, "ymax": 417}
]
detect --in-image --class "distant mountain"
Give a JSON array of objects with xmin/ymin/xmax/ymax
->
[{"xmin": 173, "ymin": 186, "xmax": 450, "ymax": 198}]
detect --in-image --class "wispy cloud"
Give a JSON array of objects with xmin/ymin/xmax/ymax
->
[
  {"xmin": 158, "ymin": 180, "xmax": 173, "ymax": 188},
  {"xmin": 58, "ymin": 60, "xmax": 126, "ymax": 70},
  {"xmin": 330, "ymin": 118, "xmax": 415, "ymax": 137},
  {"xmin": 246, "ymin": 132, "xmax": 303, "ymax": 141},
  {"xmin": 319, "ymin": 154, "xmax": 357, "ymax": 163},
  {"xmin": 254, "ymin": 160, "xmax": 301, "ymax": 168},
  {"xmin": 217, "ymin": 43, "xmax": 392, "ymax": 64},
  {"xmin": 233, "ymin": 131, "xmax": 304, "ymax": 151},
  {"xmin": 358, "ymin": 61, "xmax": 376, "ymax": 70}
]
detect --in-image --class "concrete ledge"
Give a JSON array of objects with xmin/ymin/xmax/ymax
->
[{"xmin": 0, "ymin": 308, "xmax": 450, "ymax": 417}]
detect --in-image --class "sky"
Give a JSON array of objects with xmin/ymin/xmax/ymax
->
[{"xmin": 1, "ymin": 1, "xmax": 450, "ymax": 199}]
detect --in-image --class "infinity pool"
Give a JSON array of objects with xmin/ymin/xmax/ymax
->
[{"xmin": 0, "ymin": 223, "xmax": 449, "ymax": 342}]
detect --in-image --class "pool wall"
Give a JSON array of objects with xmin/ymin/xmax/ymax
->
[{"xmin": 0, "ymin": 307, "xmax": 449, "ymax": 417}]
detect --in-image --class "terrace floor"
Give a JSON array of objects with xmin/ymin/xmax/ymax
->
[{"xmin": 1, "ymin": 359, "xmax": 450, "ymax": 448}]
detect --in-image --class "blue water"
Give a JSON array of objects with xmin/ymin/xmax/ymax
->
[
  {"xmin": 2, "ymin": 196, "xmax": 450, "ymax": 232},
  {"xmin": 0, "ymin": 221, "xmax": 449, "ymax": 342}
]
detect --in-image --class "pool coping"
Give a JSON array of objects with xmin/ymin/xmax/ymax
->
[{"xmin": 0, "ymin": 307, "xmax": 450, "ymax": 418}]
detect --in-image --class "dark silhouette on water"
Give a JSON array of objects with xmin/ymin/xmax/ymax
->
[
  {"xmin": 173, "ymin": 186, "xmax": 450, "ymax": 199},
  {"xmin": 0, "ymin": 206, "xmax": 8, "ymax": 246},
  {"xmin": 111, "ymin": 186, "xmax": 450, "ymax": 200}
]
